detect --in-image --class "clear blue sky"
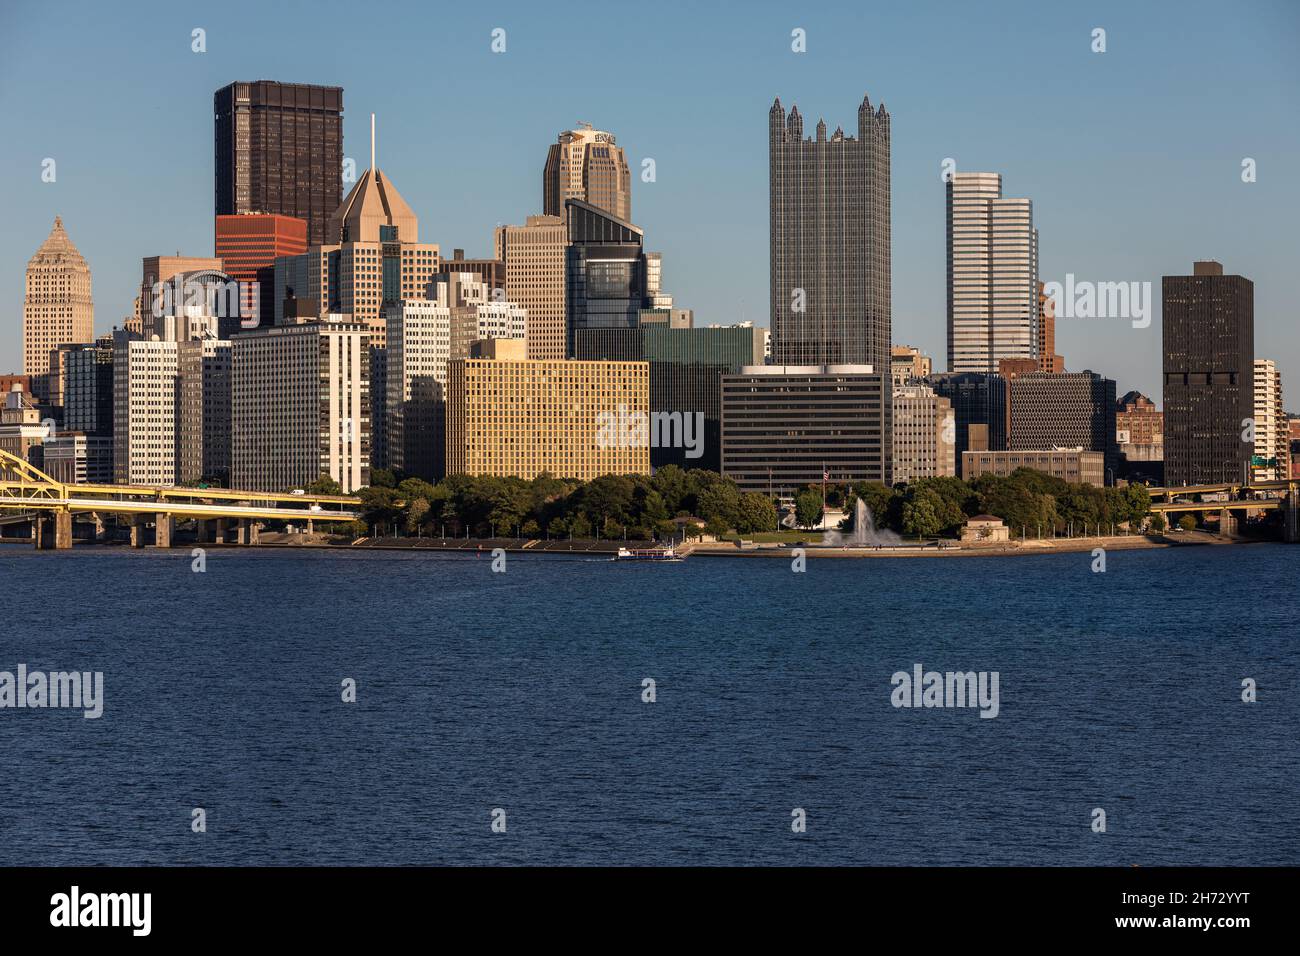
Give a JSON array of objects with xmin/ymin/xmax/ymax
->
[{"xmin": 2, "ymin": 0, "xmax": 1297, "ymax": 405}]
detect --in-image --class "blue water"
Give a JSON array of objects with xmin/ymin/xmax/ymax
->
[{"xmin": 0, "ymin": 543, "xmax": 1296, "ymax": 866}]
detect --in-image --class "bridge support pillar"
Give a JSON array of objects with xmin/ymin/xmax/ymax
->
[
  {"xmin": 194, "ymin": 519, "xmax": 209, "ymax": 544},
  {"xmin": 32, "ymin": 515, "xmax": 45, "ymax": 549},
  {"xmin": 1217, "ymin": 508, "xmax": 1238, "ymax": 537},
  {"xmin": 1285, "ymin": 490, "xmax": 1300, "ymax": 544},
  {"xmin": 237, "ymin": 518, "xmax": 259, "ymax": 546},
  {"xmin": 307, "ymin": 518, "xmax": 314, "ymax": 534},
  {"xmin": 129, "ymin": 515, "xmax": 143, "ymax": 548},
  {"xmin": 53, "ymin": 511, "xmax": 72, "ymax": 550},
  {"xmin": 214, "ymin": 518, "xmax": 228, "ymax": 544},
  {"xmin": 154, "ymin": 513, "xmax": 174, "ymax": 548},
  {"xmin": 92, "ymin": 512, "xmax": 106, "ymax": 542}
]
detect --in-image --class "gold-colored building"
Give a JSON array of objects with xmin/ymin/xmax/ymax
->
[
  {"xmin": 446, "ymin": 340, "xmax": 649, "ymax": 479},
  {"xmin": 24, "ymin": 217, "xmax": 93, "ymax": 403},
  {"xmin": 494, "ymin": 215, "xmax": 568, "ymax": 361}
]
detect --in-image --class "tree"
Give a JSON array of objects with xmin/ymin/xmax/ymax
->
[
  {"xmin": 406, "ymin": 497, "xmax": 430, "ymax": 534},
  {"xmin": 794, "ymin": 489, "xmax": 822, "ymax": 530},
  {"xmin": 1148, "ymin": 512, "xmax": 1166, "ymax": 533},
  {"xmin": 305, "ymin": 475, "xmax": 343, "ymax": 496},
  {"xmin": 704, "ymin": 516, "xmax": 729, "ymax": 539},
  {"xmin": 1178, "ymin": 514, "xmax": 1197, "ymax": 532},
  {"xmin": 901, "ymin": 492, "xmax": 943, "ymax": 538},
  {"xmin": 736, "ymin": 492, "xmax": 778, "ymax": 534}
]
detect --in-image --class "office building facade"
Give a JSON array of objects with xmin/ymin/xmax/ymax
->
[
  {"xmin": 1008, "ymin": 371, "xmax": 1117, "ymax": 479},
  {"xmin": 215, "ymin": 213, "xmax": 308, "ymax": 328},
  {"xmin": 1252, "ymin": 358, "xmax": 1286, "ymax": 481},
  {"xmin": 1161, "ymin": 261, "xmax": 1254, "ymax": 486},
  {"xmin": 178, "ymin": 338, "xmax": 233, "ymax": 485},
  {"xmin": 892, "ymin": 384, "xmax": 956, "ymax": 484},
  {"xmin": 543, "ymin": 124, "xmax": 632, "ymax": 222},
  {"xmin": 24, "ymin": 217, "xmax": 94, "ymax": 404},
  {"xmin": 446, "ymin": 340, "xmax": 649, "ymax": 480},
  {"xmin": 946, "ymin": 172, "xmax": 1038, "ymax": 372},
  {"xmin": 231, "ymin": 320, "xmax": 370, "ymax": 493},
  {"xmin": 495, "ymin": 214, "xmax": 568, "ymax": 361},
  {"xmin": 721, "ymin": 365, "xmax": 890, "ymax": 494},
  {"xmin": 213, "ymin": 81, "xmax": 344, "ymax": 247},
  {"xmin": 962, "ymin": 449, "xmax": 1105, "ymax": 487},
  {"xmin": 768, "ymin": 95, "xmax": 891, "ymax": 369},
  {"xmin": 112, "ymin": 334, "xmax": 179, "ymax": 486},
  {"xmin": 927, "ymin": 372, "xmax": 1009, "ymax": 459}
]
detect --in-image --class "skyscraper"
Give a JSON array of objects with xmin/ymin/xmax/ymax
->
[
  {"xmin": 214, "ymin": 81, "xmax": 344, "ymax": 247},
  {"xmin": 24, "ymin": 217, "xmax": 93, "ymax": 404},
  {"xmin": 1161, "ymin": 261, "xmax": 1254, "ymax": 486},
  {"xmin": 768, "ymin": 95, "xmax": 891, "ymax": 368},
  {"xmin": 564, "ymin": 199, "xmax": 648, "ymax": 357},
  {"xmin": 543, "ymin": 124, "xmax": 631, "ymax": 222},
  {"xmin": 946, "ymin": 172, "xmax": 1038, "ymax": 372},
  {"xmin": 495, "ymin": 215, "xmax": 568, "ymax": 361},
  {"xmin": 280, "ymin": 123, "xmax": 440, "ymax": 349}
]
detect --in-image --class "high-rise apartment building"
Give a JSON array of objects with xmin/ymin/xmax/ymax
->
[
  {"xmin": 215, "ymin": 213, "xmax": 308, "ymax": 328},
  {"xmin": 231, "ymin": 319, "xmax": 370, "ymax": 493},
  {"xmin": 1161, "ymin": 261, "xmax": 1254, "ymax": 486},
  {"xmin": 214, "ymin": 81, "xmax": 344, "ymax": 247},
  {"xmin": 446, "ymin": 339, "xmax": 649, "ymax": 480},
  {"xmin": 1008, "ymin": 371, "xmax": 1117, "ymax": 479},
  {"xmin": 178, "ymin": 338, "xmax": 233, "ymax": 485},
  {"xmin": 24, "ymin": 217, "xmax": 94, "ymax": 404},
  {"xmin": 112, "ymin": 333, "xmax": 179, "ymax": 486},
  {"xmin": 946, "ymin": 172, "xmax": 1038, "ymax": 372},
  {"xmin": 720, "ymin": 365, "xmax": 890, "ymax": 494},
  {"xmin": 543, "ymin": 124, "xmax": 632, "ymax": 222},
  {"xmin": 768, "ymin": 95, "xmax": 891, "ymax": 369},
  {"xmin": 1252, "ymin": 359, "xmax": 1286, "ymax": 481},
  {"xmin": 495, "ymin": 214, "xmax": 568, "ymax": 361},
  {"xmin": 892, "ymin": 384, "xmax": 956, "ymax": 484}
]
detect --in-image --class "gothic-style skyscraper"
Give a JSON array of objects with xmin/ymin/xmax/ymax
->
[
  {"xmin": 24, "ymin": 216, "xmax": 94, "ymax": 404},
  {"xmin": 768, "ymin": 94, "xmax": 891, "ymax": 369}
]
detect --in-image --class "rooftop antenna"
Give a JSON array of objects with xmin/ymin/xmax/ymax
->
[{"xmin": 370, "ymin": 113, "xmax": 376, "ymax": 173}]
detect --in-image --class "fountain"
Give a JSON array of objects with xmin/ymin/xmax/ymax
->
[{"xmin": 823, "ymin": 498, "xmax": 903, "ymax": 548}]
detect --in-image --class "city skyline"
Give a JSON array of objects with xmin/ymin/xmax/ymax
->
[{"xmin": 2, "ymin": 0, "xmax": 1298, "ymax": 404}]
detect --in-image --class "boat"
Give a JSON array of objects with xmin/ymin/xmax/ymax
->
[{"xmin": 613, "ymin": 546, "xmax": 684, "ymax": 562}]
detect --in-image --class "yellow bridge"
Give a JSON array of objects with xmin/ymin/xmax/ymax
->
[{"xmin": 0, "ymin": 449, "xmax": 360, "ymax": 549}]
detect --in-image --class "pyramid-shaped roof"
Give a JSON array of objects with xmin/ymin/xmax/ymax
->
[
  {"xmin": 326, "ymin": 167, "xmax": 419, "ymax": 245},
  {"xmin": 29, "ymin": 216, "xmax": 89, "ymax": 269}
]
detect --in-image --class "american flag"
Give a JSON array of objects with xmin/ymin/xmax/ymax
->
[{"xmin": 822, "ymin": 469, "xmax": 829, "ymax": 481}]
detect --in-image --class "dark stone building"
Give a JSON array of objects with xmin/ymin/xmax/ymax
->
[
  {"xmin": 214, "ymin": 81, "xmax": 344, "ymax": 248},
  {"xmin": 1161, "ymin": 261, "xmax": 1254, "ymax": 486}
]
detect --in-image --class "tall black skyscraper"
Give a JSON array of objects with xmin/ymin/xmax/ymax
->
[
  {"xmin": 1161, "ymin": 260, "xmax": 1254, "ymax": 486},
  {"xmin": 768, "ymin": 94, "xmax": 891, "ymax": 368},
  {"xmin": 214, "ymin": 81, "xmax": 344, "ymax": 248}
]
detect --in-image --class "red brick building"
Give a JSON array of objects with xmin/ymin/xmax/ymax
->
[{"xmin": 215, "ymin": 213, "xmax": 308, "ymax": 328}]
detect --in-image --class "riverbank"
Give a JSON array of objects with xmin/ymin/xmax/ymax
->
[{"xmin": 239, "ymin": 529, "xmax": 1255, "ymax": 557}]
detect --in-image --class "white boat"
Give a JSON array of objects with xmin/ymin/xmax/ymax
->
[{"xmin": 613, "ymin": 546, "xmax": 683, "ymax": 562}]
